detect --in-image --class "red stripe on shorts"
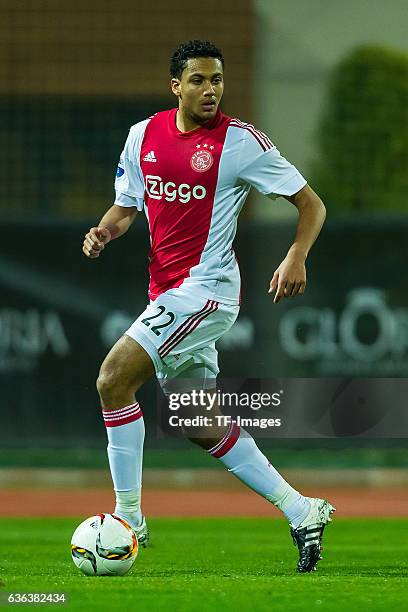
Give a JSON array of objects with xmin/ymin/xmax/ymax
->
[
  {"xmin": 158, "ymin": 300, "xmax": 218, "ymax": 359},
  {"xmin": 158, "ymin": 300, "xmax": 212, "ymax": 355}
]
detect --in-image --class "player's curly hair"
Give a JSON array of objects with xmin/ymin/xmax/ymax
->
[{"xmin": 170, "ymin": 40, "xmax": 224, "ymax": 78}]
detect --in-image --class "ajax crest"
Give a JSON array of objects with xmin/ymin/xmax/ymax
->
[{"xmin": 191, "ymin": 146, "xmax": 213, "ymax": 172}]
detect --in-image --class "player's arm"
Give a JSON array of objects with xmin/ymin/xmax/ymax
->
[
  {"xmin": 83, "ymin": 122, "xmax": 145, "ymax": 259},
  {"xmin": 235, "ymin": 126, "xmax": 326, "ymax": 302},
  {"xmin": 82, "ymin": 204, "xmax": 138, "ymax": 259},
  {"xmin": 269, "ymin": 184, "xmax": 326, "ymax": 303}
]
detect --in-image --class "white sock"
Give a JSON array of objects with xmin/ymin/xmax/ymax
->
[
  {"xmin": 102, "ymin": 402, "xmax": 145, "ymax": 528},
  {"xmin": 208, "ymin": 423, "xmax": 310, "ymax": 528}
]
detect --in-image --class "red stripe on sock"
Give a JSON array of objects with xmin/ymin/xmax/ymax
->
[
  {"xmin": 210, "ymin": 422, "xmax": 241, "ymax": 458},
  {"xmin": 208, "ymin": 420, "xmax": 233, "ymax": 455},
  {"xmin": 102, "ymin": 401, "xmax": 139, "ymax": 416},
  {"xmin": 102, "ymin": 404, "xmax": 143, "ymax": 427},
  {"xmin": 103, "ymin": 411, "xmax": 142, "ymax": 427}
]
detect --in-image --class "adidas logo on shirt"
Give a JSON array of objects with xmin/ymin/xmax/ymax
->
[{"xmin": 143, "ymin": 150, "xmax": 157, "ymax": 162}]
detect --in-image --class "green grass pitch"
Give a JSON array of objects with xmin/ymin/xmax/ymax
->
[{"xmin": 1, "ymin": 518, "xmax": 407, "ymax": 611}]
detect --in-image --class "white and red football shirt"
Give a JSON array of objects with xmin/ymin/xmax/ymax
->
[{"xmin": 114, "ymin": 109, "xmax": 306, "ymax": 304}]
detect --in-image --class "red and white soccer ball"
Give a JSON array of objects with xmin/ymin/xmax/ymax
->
[{"xmin": 71, "ymin": 513, "xmax": 138, "ymax": 576}]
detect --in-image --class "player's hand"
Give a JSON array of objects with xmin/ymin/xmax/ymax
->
[
  {"xmin": 82, "ymin": 227, "xmax": 112, "ymax": 259},
  {"xmin": 268, "ymin": 253, "xmax": 306, "ymax": 303}
]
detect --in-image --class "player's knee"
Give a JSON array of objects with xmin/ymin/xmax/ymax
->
[
  {"xmin": 96, "ymin": 371, "xmax": 113, "ymax": 402},
  {"xmin": 96, "ymin": 370, "xmax": 128, "ymax": 404}
]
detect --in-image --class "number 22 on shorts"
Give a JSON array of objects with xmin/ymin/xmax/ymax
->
[{"xmin": 141, "ymin": 305, "xmax": 175, "ymax": 336}]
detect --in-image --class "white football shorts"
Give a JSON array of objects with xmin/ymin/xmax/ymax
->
[{"xmin": 125, "ymin": 286, "xmax": 239, "ymax": 391}]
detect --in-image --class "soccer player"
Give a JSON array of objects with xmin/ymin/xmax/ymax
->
[{"xmin": 82, "ymin": 40, "xmax": 334, "ymax": 573}]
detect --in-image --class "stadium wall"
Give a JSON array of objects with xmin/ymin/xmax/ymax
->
[{"xmin": 0, "ymin": 0, "xmax": 253, "ymax": 220}]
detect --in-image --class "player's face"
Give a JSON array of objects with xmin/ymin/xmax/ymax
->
[{"xmin": 171, "ymin": 57, "xmax": 224, "ymax": 125}]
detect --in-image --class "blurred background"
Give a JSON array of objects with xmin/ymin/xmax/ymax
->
[{"xmin": 1, "ymin": 1, "xmax": 407, "ymax": 509}]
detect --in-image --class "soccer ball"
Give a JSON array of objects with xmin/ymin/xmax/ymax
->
[{"xmin": 71, "ymin": 513, "xmax": 138, "ymax": 576}]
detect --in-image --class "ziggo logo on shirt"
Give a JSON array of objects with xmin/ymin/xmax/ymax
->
[{"xmin": 145, "ymin": 175, "xmax": 206, "ymax": 204}]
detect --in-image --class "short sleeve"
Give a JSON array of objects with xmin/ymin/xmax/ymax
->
[
  {"xmin": 237, "ymin": 129, "xmax": 307, "ymax": 200},
  {"xmin": 114, "ymin": 127, "xmax": 145, "ymax": 211}
]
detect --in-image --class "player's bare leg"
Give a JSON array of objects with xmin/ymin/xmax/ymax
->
[
  {"xmin": 179, "ymin": 389, "xmax": 229, "ymax": 449},
  {"xmin": 97, "ymin": 335, "xmax": 155, "ymax": 545},
  {"xmin": 97, "ymin": 335, "xmax": 155, "ymax": 408}
]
